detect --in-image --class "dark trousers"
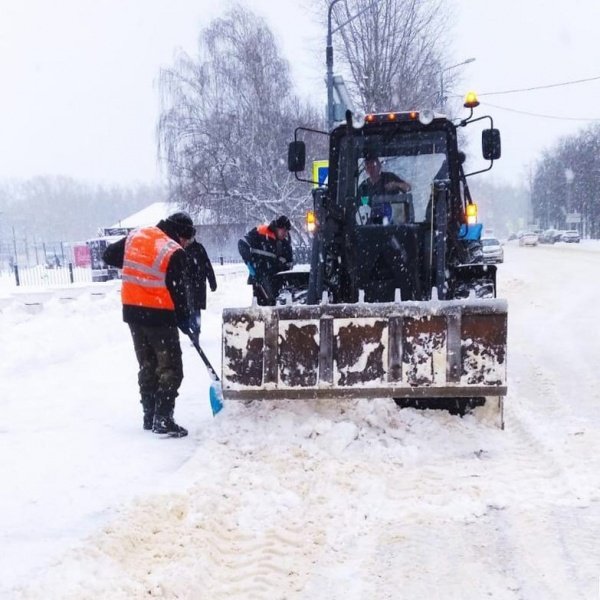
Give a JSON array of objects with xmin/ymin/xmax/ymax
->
[
  {"xmin": 253, "ymin": 277, "xmax": 277, "ymax": 306},
  {"xmin": 128, "ymin": 323, "xmax": 183, "ymax": 418}
]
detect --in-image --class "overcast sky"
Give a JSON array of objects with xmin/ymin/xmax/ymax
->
[{"xmin": 1, "ymin": 0, "xmax": 599, "ymax": 187}]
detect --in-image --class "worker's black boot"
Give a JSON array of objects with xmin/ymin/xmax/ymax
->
[
  {"xmin": 141, "ymin": 394, "xmax": 155, "ymax": 431},
  {"xmin": 152, "ymin": 415, "xmax": 188, "ymax": 437},
  {"xmin": 152, "ymin": 415, "xmax": 188, "ymax": 438},
  {"xmin": 152, "ymin": 394, "xmax": 186, "ymax": 437},
  {"xmin": 143, "ymin": 411, "xmax": 154, "ymax": 431}
]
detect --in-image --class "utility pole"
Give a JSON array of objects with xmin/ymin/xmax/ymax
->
[
  {"xmin": 326, "ymin": 0, "xmax": 384, "ymax": 130},
  {"xmin": 12, "ymin": 225, "xmax": 18, "ymax": 266},
  {"xmin": 565, "ymin": 167, "xmax": 574, "ymax": 230},
  {"xmin": 326, "ymin": 0, "xmax": 342, "ymax": 132}
]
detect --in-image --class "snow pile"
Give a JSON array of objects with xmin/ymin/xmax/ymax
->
[
  {"xmin": 15, "ymin": 400, "xmax": 510, "ymax": 599},
  {"xmin": 3, "ymin": 245, "xmax": 600, "ymax": 599}
]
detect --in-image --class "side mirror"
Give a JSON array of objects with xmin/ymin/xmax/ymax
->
[
  {"xmin": 482, "ymin": 129, "xmax": 501, "ymax": 160},
  {"xmin": 288, "ymin": 141, "xmax": 306, "ymax": 172}
]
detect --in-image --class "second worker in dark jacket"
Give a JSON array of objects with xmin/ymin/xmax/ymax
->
[
  {"xmin": 238, "ymin": 215, "xmax": 293, "ymax": 306},
  {"xmin": 185, "ymin": 238, "xmax": 217, "ymax": 344}
]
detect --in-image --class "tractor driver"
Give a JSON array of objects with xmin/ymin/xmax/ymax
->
[{"xmin": 356, "ymin": 152, "xmax": 411, "ymax": 225}]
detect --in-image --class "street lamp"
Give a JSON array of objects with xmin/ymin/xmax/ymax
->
[
  {"xmin": 439, "ymin": 57, "xmax": 476, "ymax": 112},
  {"xmin": 326, "ymin": 0, "xmax": 343, "ymax": 132},
  {"xmin": 326, "ymin": 0, "xmax": 384, "ymax": 131},
  {"xmin": 564, "ymin": 167, "xmax": 575, "ymax": 230}
]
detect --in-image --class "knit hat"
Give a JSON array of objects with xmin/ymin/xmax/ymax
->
[
  {"xmin": 269, "ymin": 215, "xmax": 291, "ymax": 231},
  {"xmin": 166, "ymin": 212, "xmax": 196, "ymax": 239},
  {"xmin": 364, "ymin": 148, "xmax": 379, "ymax": 162}
]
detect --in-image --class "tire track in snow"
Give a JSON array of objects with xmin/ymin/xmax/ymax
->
[
  {"xmin": 14, "ymin": 399, "xmax": 598, "ymax": 600},
  {"xmin": 14, "ymin": 440, "xmax": 329, "ymax": 599},
  {"xmin": 500, "ymin": 356, "xmax": 600, "ymax": 598},
  {"xmin": 330, "ymin": 415, "xmax": 595, "ymax": 600},
  {"xmin": 494, "ymin": 247, "xmax": 600, "ymax": 597}
]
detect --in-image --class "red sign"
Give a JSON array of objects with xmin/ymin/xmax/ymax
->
[{"xmin": 73, "ymin": 244, "xmax": 91, "ymax": 267}]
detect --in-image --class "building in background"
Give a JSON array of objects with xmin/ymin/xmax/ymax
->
[
  {"xmin": 109, "ymin": 201, "xmax": 247, "ymax": 263},
  {"xmin": 87, "ymin": 202, "xmax": 247, "ymax": 281}
]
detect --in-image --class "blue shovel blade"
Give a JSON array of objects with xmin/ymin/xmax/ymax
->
[{"xmin": 210, "ymin": 382, "xmax": 224, "ymax": 416}]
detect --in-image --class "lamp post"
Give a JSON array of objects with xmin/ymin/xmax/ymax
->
[
  {"xmin": 326, "ymin": 0, "xmax": 383, "ymax": 131},
  {"xmin": 326, "ymin": 0, "xmax": 343, "ymax": 132},
  {"xmin": 564, "ymin": 167, "xmax": 574, "ymax": 209},
  {"xmin": 564, "ymin": 167, "xmax": 575, "ymax": 231},
  {"xmin": 439, "ymin": 57, "xmax": 476, "ymax": 112}
]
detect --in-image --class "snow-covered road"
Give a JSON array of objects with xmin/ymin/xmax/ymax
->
[{"xmin": 2, "ymin": 243, "xmax": 599, "ymax": 599}]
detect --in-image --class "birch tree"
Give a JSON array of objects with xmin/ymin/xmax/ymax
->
[{"xmin": 158, "ymin": 5, "xmax": 322, "ymax": 233}]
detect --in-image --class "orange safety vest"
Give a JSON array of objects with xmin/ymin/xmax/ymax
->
[
  {"xmin": 257, "ymin": 224, "xmax": 276, "ymax": 240},
  {"xmin": 121, "ymin": 227, "xmax": 181, "ymax": 311}
]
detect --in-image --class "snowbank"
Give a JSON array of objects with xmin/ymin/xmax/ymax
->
[{"xmin": 2, "ymin": 246, "xmax": 599, "ymax": 599}]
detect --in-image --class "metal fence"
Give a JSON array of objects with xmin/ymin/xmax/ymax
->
[
  {"xmin": 0, "ymin": 246, "xmax": 310, "ymax": 288},
  {"xmin": 2, "ymin": 264, "xmax": 92, "ymax": 287}
]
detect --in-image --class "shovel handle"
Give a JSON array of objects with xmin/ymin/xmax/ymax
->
[{"xmin": 189, "ymin": 335, "xmax": 221, "ymax": 382}]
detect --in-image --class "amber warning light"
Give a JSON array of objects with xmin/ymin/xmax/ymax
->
[
  {"xmin": 306, "ymin": 210, "xmax": 317, "ymax": 233},
  {"xmin": 464, "ymin": 91, "xmax": 480, "ymax": 109},
  {"xmin": 466, "ymin": 203, "xmax": 478, "ymax": 224}
]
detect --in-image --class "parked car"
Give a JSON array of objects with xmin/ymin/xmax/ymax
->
[
  {"xmin": 539, "ymin": 229, "xmax": 561, "ymax": 244},
  {"xmin": 561, "ymin": 230, "xmax": 581, "ymax": 243},
  {"xmin": 519, "ymin": 231, "xmax": 539, "ymax": 246},
  {"xmin": 481, "ymin": 237, "xmax": 504, "ymax": 263}
]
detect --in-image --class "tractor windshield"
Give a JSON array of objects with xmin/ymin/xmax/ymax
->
[{"xmin": 338, "ymin": 129, "xmax": 449, "ymax": 224}]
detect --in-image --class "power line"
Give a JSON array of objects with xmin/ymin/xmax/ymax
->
[
  {"xmin": 478, "ymin": 74, "xmax": 600, "ymax": 96},
  {"xmin": 481, "ymin": 101, "xmax": 600, "ymax": 122}
]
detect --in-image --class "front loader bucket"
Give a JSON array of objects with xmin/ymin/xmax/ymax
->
[{"xmin": 222, "ymin": 299, "xmax": 507, "ymax": 413}]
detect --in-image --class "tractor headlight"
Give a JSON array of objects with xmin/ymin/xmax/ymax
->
[
  {"xmin": 352, "ymin": 111, "xmax": 366, "ymax": 129},
  {"xmin": 419, "ymin": 109, "xmax": 434, "ymax": 125}
]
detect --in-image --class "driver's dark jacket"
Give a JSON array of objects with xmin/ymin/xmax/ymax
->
[
  {"xmin": 358, "ymin": 171, "xmax": 405, "ymax": 198},
  {"xmin": 238, "ymin": 224, "xmax": 293, "ymax": 282}
]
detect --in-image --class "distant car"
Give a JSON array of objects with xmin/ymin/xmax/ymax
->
[
  {"xmin": 519, "ymin": 231, "xmax": 538, "ymax": 246},
  {"xmin": 539, "ymin": 229, "xmax": 561, "ymax": 244},
  {"xmin": 481, "ymin": 237, "xmax": 504, "ymax": 263},
  {"xmin": 561, "ymin": 230, "xmax": 581, "ymax": 243}
]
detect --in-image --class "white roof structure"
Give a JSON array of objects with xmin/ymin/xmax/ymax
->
[
  {"xmin": 110, "ymin": 201, "xmax": 216, "ymax": 229},
  {"xmin": 109, "ymin": 202, "xmax": 179, "ymax": 229}
]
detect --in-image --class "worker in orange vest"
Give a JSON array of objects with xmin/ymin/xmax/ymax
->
[
  {"xmin": 238, "ymin": 215, "xmax": 293, "ymax": 305},
  {"xmin": 103, "ymin": 212, "xmax": 197, "ymax": 437}
]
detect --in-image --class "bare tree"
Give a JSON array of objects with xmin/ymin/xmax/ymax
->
[
  {"xmin": 324, "ymin": 0, "xmax": 454, "ymax": 113},
  {"xmin": 0, "ymin": 177, "xmax": 164, "ymax": 241},
  {"xmin": 158, "ymin": 5, "xmax": 321, "ymax": 233},
  {"xmin": 532, "ymin": 126, "xmax": 600, "ymax": 237}
]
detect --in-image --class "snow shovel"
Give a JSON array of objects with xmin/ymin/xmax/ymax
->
[{"xmin": 188, "ymin": 335, "xmax": 223, "ymax": 416}]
